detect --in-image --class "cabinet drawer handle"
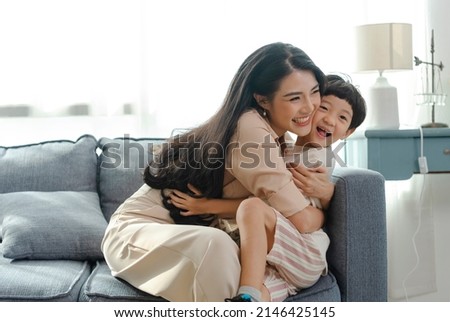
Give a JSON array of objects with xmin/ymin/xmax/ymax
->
[{"xmin": 444, "ymin": 148, "xmax": 450, "ymax": 155}]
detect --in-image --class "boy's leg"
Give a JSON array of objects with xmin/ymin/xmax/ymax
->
[
  {"xmin": 263, "ymin": 265, "xmax": 291, "ymax": 301},
  {"xmin": 233, "ymin": 198, "xmax": 276, "ymax": 301},
  {"xmin": 267, "ymin": 211, "xmax": 329, "ymax": 291}
]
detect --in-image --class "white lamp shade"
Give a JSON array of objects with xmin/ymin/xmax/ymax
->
[{"xmin": 355, "ymin": 23, "xmax": 413, "ymax": 72}]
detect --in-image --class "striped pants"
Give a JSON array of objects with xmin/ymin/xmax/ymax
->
[{"xmin": 264, "ymin": 211, "xmax": 330, "ymax": 301}]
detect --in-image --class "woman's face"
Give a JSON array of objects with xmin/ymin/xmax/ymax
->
[{"xmin": 263, "ymin": 70, "xmax": 321, "ymax": 137}]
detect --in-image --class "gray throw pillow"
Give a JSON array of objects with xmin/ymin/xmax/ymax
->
[
  {"xmin": 0, "ymin": 135, "xmax": 98, "ymax": 194},
  {"xmin": 1, "ymin": 191, "xmax": 107, "ymax": 260}
]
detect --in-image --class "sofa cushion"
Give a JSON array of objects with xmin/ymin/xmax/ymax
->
[
  {"xmin": 1, "ymin": 191, "xmax": 107, "ymax": 260},
  {"xmin": 0, "ymin": 135, "xmax": 98, "ymax": 240},
  {"xmin": 0, "ymin": 244, "xmax": 91, "ymax": 301},
  {"xmin": 97, "ymin": 136, "xmax": 166, "ymax": 221},
  {"xmin": 0, "ymin": 134, "xmax": 98, "ymax": 194},
  {"xmin": 79, "ymin": 261, "xmax": 166, "ymax": 302},
  {"xmin": 284, "ymin": 273, "xmax": 341, "ymax": 302},
  {"xmin": 80, "ymin": 262, "xmax": 339, "ymax": 302}
]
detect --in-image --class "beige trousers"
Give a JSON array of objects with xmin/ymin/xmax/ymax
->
[{"xmin": 101, "ymin": 185, "xmax": 240, "ymax": 302}]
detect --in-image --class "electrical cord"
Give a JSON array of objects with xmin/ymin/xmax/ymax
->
[
  {"xmin": 401, "ymin": 126, "xmax": 429, "ymax": 301},
  {"xmin": 420, "ymin": 126, "xmax": 424, "ymax": 157},
  {"xmin": 401, "ymin": 174, "xmax": 425, "ymax": 301}
]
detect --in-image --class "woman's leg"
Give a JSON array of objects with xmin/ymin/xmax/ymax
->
[
  {"xmin": 104, "ymin": 221, "xmax": 240, "ymax": 301},
  {"xmin": 102, "ymin": 185, "xmax": 241, "ymax": 302},
  {"xmin": 235, "ymin": 198, "xmax": 276, "ymax": 301}
]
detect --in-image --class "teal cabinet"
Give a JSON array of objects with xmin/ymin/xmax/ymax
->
[{"xmin": 365, "ymin": 128, "xmax": 450, "ymax": 180}]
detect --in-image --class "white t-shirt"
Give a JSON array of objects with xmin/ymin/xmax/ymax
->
[{"xmin": 283, "ymin": 144, "xmax": 335, "ymax": 209}]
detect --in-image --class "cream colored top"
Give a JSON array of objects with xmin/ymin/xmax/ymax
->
[{"xmin": 223, "ymin": 109, "xmax": 310, "ymax": 216}]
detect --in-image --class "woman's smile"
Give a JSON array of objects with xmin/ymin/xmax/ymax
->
[{"xmin": 292, "ymin": 115, "xmax": 312, "ymax": 127}]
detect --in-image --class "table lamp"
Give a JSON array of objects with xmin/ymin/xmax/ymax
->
[{"xmin": 355, "ymin": 23, "xmax": 413, "ymax": 128}]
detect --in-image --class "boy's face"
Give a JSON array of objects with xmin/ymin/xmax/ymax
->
[{"xmin": 299, "ymin": 95, "xmax": 355, "ymax": 147}]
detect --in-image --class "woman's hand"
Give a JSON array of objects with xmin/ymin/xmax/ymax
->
[
  {"xmin": 168, "ymin": 184, "xmax": 209, "ymax": 216},
  {"xmin": 288, "ymin": 164, "xmax": 335, "ymax": 209}
]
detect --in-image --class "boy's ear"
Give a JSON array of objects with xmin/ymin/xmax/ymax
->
[
  {"xmin": 343, "ymin": 128, "xmax": 356, "ymax": 139},
  {"xmin": 253, "ymin": 94, "xmax": 269, "ymax": 107}
]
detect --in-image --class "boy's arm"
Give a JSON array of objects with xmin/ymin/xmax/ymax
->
[
  {"xmin": 287, "ymin": 205, "xmax": 325, "ymax": 233},
  {"xmin": 169, "ymin": 188, "xmax": 244, "ymax": 218}
]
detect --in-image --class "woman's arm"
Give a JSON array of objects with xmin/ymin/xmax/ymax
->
[
  {"xmin": 169, "ymin": 184, "xmax": 244, "ymax": 218},
  {"xmin": 288, "ymin": 164, "xmax": 335, "ymax": 209}
]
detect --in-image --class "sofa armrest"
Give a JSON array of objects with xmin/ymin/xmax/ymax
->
[{"xmin": 326, "ymin": 167, "xmax": 387, "ymax": 301}]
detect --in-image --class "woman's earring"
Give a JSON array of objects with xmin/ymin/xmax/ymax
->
[{"xmin": 262, "ymin": 109, "xmax": 267, "ymax": 117}]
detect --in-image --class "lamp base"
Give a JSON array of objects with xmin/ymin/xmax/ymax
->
[
  {"xmin": 367, "ymin": 76, "xmax": 399, "ymax": 129},
  {"xmin": 421, "ymin": 122, "xmax": 448, "ymax": 128}
]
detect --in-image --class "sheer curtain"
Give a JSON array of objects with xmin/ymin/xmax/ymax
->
[
  {"xmin": 0, "ymin": 0, "xmax": 141, "ymax": 117},
  {"xmin": 0, "ymin": 0, "xmax": 427, "ymax": 139},
  {"xmin": 140, "ymin": 0, "xmax": 428, "ymax": 136},
  {"xmin": 0, "ymin": 0, "xmax": 365, "ymax": 140},
  {"xmin": 0, "ymin": 0, "xmax": 427, "ymax": 136},
  {"xmin": 140, "ymin": 0, "xmax": 365, "ymax": 137}
]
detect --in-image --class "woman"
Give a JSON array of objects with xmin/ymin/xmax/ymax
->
[{"xmin": 101, "ymin": 42, "xmax": 331, "ymax": 301}]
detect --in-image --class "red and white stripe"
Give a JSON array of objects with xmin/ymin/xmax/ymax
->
[{"xmin": 264, "ymin": 211, "xmax": 330, "ymax": 301}]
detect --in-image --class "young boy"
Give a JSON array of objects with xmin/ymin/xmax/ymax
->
[
  {"xmin": 168, "ymin": 74, "xmax": 366, "ymax": 301},
  {"xmin": 284, "ymin": 74, "xmax": 366, "ymax": 209}
]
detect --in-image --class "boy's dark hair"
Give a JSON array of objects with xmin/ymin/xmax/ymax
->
[{"xmin": 323, "ymin": 74, "xmax": 366, "ymax": 129}]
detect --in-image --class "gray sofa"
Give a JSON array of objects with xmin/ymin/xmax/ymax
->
[{"xmin": 0, "ymin": 134, "xmax": 387, "ymax": 302}]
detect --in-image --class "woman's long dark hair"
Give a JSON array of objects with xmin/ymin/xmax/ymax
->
[{"xmin": 144, "ymin": 42, "xmax": 325, "ymax": 225}]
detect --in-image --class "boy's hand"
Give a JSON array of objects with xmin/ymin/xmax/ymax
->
[{"xmin": 168, "ymin": 184, "xmax": 209, "ymax": 216}]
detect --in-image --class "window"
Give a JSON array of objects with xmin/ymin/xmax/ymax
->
[{"xmin": 0, "ymin": 0, "xmax": 426, "ymax": 144}]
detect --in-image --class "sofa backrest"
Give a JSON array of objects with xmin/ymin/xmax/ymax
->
[
  {"xmin": 0, "ymin": 135, "xmax": 167, "ymax": 236},
  {"xmin": 97, "ymin": 136, "xmax": 166, "ymax": 221}
]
